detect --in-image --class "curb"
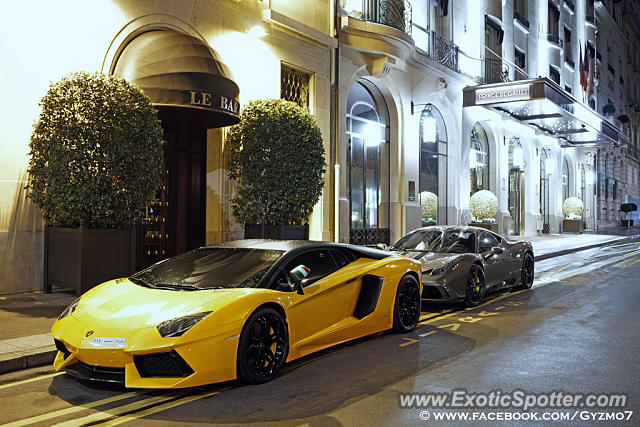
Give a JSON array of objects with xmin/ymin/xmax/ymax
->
[
  {"xmin": 534, "ymin": 234, "xmax": 640, "ymax": 261},
  {"xmin": 0, "ymin": 347, "xmax": 56, "ymax": 375}
]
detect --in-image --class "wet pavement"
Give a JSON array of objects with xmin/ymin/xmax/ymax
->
[{"xmin": 0, "ymin": 241, "xmax": 639, "ymax": 425}]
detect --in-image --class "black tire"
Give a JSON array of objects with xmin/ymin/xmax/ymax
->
[
  {"xmin": 236, "ymin": 307, "xmax": 289, "ymax": 384},
  {"xmin": 392, "ymin": 275, "xmax": 422, "ymax": 333},
  {"xmin": 519, "ymin": 252, "xmax": 535, "ymax": 289},
  {"xmin": 464, "ymin": 265, "xmax": 486, "ymax": 307}
]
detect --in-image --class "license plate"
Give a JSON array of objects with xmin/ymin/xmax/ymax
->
[{"xmin": 89, "ymin": 337, "xmax": 126, "ymax": 347}]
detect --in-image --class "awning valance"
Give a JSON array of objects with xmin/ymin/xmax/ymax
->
[
  {"xmin": 112, "ymin": 30, "xmax": 240, "ymax": 128},
  {"xmin": 463, "ymin": 78, "xmax": 619, "ymax": 147}
]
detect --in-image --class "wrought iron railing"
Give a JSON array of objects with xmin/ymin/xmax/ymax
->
[
  {"xmin": 625, "ymin": 143, "xmax": 640, "ymax": 161},
  {"xmin": 428, "ymin": 30, "xmax": 459, "ymax": 72},
  {"xmin": 483, "ymin": 57, "xmax": 510, "ymax": 84},
  {"xmin": 547, "ymin": 34, "xmax": 564, "ymax": 48},
  {"xmin": 361, "ymin": 0, "xmax": 412, "ymax": 36}
]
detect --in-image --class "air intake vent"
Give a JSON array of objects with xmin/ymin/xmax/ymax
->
[{"xmin": 134, "ymin": 350, "xmax": 194, "ymax": 378}]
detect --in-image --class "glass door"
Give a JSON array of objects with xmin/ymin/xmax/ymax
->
[{"xmin": 509, "ymin": 169, "xmax": 525, "ymax": 235}]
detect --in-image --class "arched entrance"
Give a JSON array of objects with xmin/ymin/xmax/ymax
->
[
  {"xmin": 470, "ymin": 122, "xmax": 489, "ymax": 195},
  {"xmin": 346, "ymin": 80, "xmax": 390, "ymax": 245},
  {"xmin": 508, "ymin": 137, "xmax": 525, "ymax": 235},
  {"xmin": 112, "ymin": 29, "xmax": 240, "ymax": 269},
  {"xmin": 540, "ymin": 149, "xmax": 551, "ymax": 233},
  {"xmin": 419, "ymin": 105, "xmax": 448, "ymax": 225}
]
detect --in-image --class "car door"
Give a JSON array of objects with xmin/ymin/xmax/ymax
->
[
  {"xmin": 477, "ymin": 230, "xmax": 509, "ymax": 287},
  {"xmin": 282, "ymin": 249, "xmax": 360, "ymax": 349}
]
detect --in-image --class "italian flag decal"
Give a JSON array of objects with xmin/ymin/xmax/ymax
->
[{"xmin": 291, "ymin": 265, "xmax": 310, "ymax": 280}]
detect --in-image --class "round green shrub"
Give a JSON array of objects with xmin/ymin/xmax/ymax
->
[
  {"xmin": 27, "ymin": 72, "xmax": 164, "ymax": 229},
  {"xmin": 227, "ymin": 99, "xmax": 326, "ymax": 225}
]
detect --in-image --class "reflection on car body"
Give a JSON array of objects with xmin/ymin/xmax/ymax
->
[{"xmin": 391, "ymin": 226, "xmax": 534, "ymax": 307}]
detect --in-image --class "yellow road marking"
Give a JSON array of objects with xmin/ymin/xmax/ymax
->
[
  {"xmin": 614, "ymin": 256, "xmax": 640, "ymax": 268},
  {"xmin": 94, "ymin": 389, "xmax": 222, "ymax": 426},
  {"xmin": 0, "ymin": 372, "xmax": 63, "ymax": 391},
  {"xmin": 438, "ymin": 323, "xmax": 460, "ymax": 331},
  {"xmin": 537, "ymin": 259, "xmax": 582, "ymax": 279},
  {"xmin": 604, "ymin": 241, "xmax": 640, "ymax": 249},
  {"xmin": 399, "ymin": 338, "xmax": 418, "ymax": 347},
  {"xmin": 5, "ymin": 391, "xmax": 141, "ymax": 427},
  {"xmin": 417, "ymin": 290, "xmax": 526, "ymax": 327},
  {"xmin": 52, "ymin": 394, "xmax": 177, "ymax": 427}
]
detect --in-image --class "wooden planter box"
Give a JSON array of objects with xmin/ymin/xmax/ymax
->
[
  {"xmin": 562, "ymin": 219, "xmax": 583, "ymax": 233},
  {"xmin": 469, "ymin": 222, "xmax": 499, "ymax": 232},
  {"xmin": 45, "ymin": 227, "xmax": 136, "ymax": 295},
  {"xmin": 244, "ymin": 223, "xmax": 309, "ymax": 240}
]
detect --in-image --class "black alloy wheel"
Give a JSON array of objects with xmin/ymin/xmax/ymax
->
[
  {"xmin": 464, "ymin": 265, "xmax": 486, "ymax": 307},
  {"xmin": 392, "ymin": 275, "xmax": 422, "ymax": 333},
  {"xmin": 519, "ymin": 253, "xmax": 535, "ymax": 289},
  {"xmin": 237, "ymin": 307, "xmax": 289, "ymax": 384}
]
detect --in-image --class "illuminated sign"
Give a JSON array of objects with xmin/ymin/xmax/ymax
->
[{"xmin": 475, "ymin": 84, "xmax": 531, "ymax": 105}]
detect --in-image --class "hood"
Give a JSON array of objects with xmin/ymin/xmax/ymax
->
[
  {"xmin": 397, "ymin": 251, "xmax": 461, "ymax": 271},
  {"xmin": 70, "ymin": 279, "xmax": 250, "ymax": 329}
]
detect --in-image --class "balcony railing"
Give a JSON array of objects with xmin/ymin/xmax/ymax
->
[
  {"xmin": 483, "ymin": 57, "xmax": 510, "ymax": 84},
  {"xmin": 361, "ymin": 0, "xmax": 412, "ymax": 36},
  {"xmin": 428, "ymin": 30, "xmax": 459, "ymax": 72},
  {"xmin": 626, "ymin": 143, "xmax": 640, "ymax": 161},
  {"xmin": 547, "ymin": 34, "xmax": 564, "ymax": 48}
]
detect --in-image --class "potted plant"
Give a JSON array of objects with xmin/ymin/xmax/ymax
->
[
  {"xmin": 27, "ymin": 72, "xmax": 164, "ymax": 294},
  {"xmin": 562, "ymin": 197, "xmax": 584, "ymax": 233},
  {"xmin": 419, "ymin": 191, "xmax": 438, "ymax": 226},
  {"xmin": 227, "ymin": 99, "xmax": 325, "ymax": 239},
  {"xmin": 469, "ymin": 190, "xmax": 499, "ymax": 231}
]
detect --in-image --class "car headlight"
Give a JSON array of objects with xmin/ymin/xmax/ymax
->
[
  {"xmin": 156, "ymin": 312, "xmax": 212, "ymax": 337},
  {"xmin": 58, "ymin": 297, "xmax": 81, "ymax": 320},
  {"xmin": 430, "ymin": 259, "xmax": 459, "ymax": 276}
]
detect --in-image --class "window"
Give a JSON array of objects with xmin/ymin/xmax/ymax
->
[
  {"xmin": 549, "ymin": 66, "xmax": 560, "ymax": 84},
  {"xmin": 514, "ymin": 48, "xmax": 527, "ymax": 80},
  {"xmin": 562, "ymin": 157, "xmax": 570, "ymax": 202},
  {"xmin": 548, "ymin": 3, "xmax": 560, "ymax": 39},
  {"xmin": 478, "ymin": 231, "xmax": 500, "ymax": 253},
  {"xmin": 419, "ymin": 106, "xmax": 448, "ymax": 225},
  {"xmin": 514, "ymin": 0, "xmax": 529, "ymax": 28},
  {"xmin": 470, "ymin": 122, "xmax": 489, "ymax": 195},
  {"xmin": 285, "ymin": 249, "xmax": 339, "ymax": 287},
  {"xmin": 564, "ymin": 27, "xmax": 574, "ymax": 67},
  {"xmin": 281, "ymin": 64, "xmax": 311, "ymax": 110},
  {"xmin": 565, "ymin": 85, "xmax": 572, "ymax": 94}
]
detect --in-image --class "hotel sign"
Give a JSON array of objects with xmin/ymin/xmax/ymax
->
[{"xmin": 475, "ymin": 84, "xmax": 531, "ymax": 105}]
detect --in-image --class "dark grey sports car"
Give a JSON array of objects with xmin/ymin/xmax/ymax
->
[{"xmin": 391, "ymin": 226, "xmax": 534, "ymax": 307}]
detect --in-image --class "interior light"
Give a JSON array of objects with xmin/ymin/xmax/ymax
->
[
  {"xmin": 586, "ymin": 170, "xmax": 595, "ymax": 184},
  {"xmin": 544, "ymin": 157, "xmax": 555, "ymax": 175},
  {"xmin": 469, "ymin": 149, "xmax": 477, "ymax": 168},
  {"xmin": 363, "ymin": 123, "xmax": 382, "ymax": 148},
  {"xmin": 247, "ymin": 25, "xmax": 267, "ymax": 38},
  {"xmin": 512, "ymin": 146, "xmax": 524, "ymax": 169},
  {"xmin": 422, "ymin": 116, "xmax": 437, "ymax": 142}
]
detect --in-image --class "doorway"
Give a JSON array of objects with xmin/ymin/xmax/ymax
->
[{"xmin": 509, "ymin": 169, "xmax": 525, "ymax": 235}]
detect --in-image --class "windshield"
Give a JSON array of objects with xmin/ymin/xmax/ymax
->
[
  {"xmin": 131, "ymin": 248, "xmax": 285, "ymax": 290},
  {"xmin": 392, "ymin": 229, "xmax": 476, "ymax": 254}
]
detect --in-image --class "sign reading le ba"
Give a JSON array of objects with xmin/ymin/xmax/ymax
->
[
  {"xmin": 475, "ymin": 84, "xmax": 531, "ymax": 105},
  {"xmin": 188, "ymin": 91, "xmax": 239, "ymax": 114}
]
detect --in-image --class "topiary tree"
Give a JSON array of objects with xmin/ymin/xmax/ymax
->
[
  {"xmin": 227, "ymin": 99, "xmax": 326, "ymax": 225},
  {"xmin": 27, "ymin": 72, "xmax": 164, "ymax": 229}
]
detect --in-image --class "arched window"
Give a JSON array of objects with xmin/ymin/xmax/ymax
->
[
  {"xmin": 470, "ymin": 122, "xmax": 489, "ymax": 195},
  {"xmin": 419, "ymin": 106, "xmax": 447, "ymax": 225},
  {"xmin": 562, "ymin": 157, "xmax": 570, "ymax": 202},
  {"xmin": 346, "ymin": 81, "xmax": 390, "ymax": 245}
]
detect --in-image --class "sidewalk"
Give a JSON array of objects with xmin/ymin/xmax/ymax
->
[{"xmin": 1, "ymin": 227, "xmax": 640, "ymax": 375}]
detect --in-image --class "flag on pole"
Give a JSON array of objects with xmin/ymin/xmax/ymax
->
[
  {"xmin": 586, "ymin": 43, "xmax": 595, "ymax": 100},
  {"xmin": 579, "ymin": 45, "xmax": 586, "ymax": 92}
]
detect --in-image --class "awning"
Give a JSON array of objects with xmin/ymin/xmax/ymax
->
[
  {"xmin": 463, "ymin": 78, "xmax": 619, "ymax": 147},
  {"xmin": 112, "ymin": 30, "xmax": 240, "ymax": 128}
]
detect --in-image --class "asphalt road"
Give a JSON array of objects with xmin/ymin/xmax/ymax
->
[{"xmin": 1, "ymin": 242, "xmax": 639, "ymax": 426}]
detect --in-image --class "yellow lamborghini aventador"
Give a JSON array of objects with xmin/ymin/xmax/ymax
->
[{"xmin": 51, "ymin": 239, "xmax": 422, "ymax": 388}]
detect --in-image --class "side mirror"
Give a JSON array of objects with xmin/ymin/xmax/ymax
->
[
  {"xmin": 289, "ymin": 265, "xmax": 310, "ymax": 295},
  {"xmin": 483, "ymin": 246, "xmax": 504, "ymax": 260},
  {"xmin": 375, "ymin": 243, "xmax": 388, "ymax": 251}
]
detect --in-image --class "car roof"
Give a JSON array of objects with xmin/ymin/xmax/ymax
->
[{"xmin": 204, "ymin": 239, "xmax": 392, "ymax": 260}]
